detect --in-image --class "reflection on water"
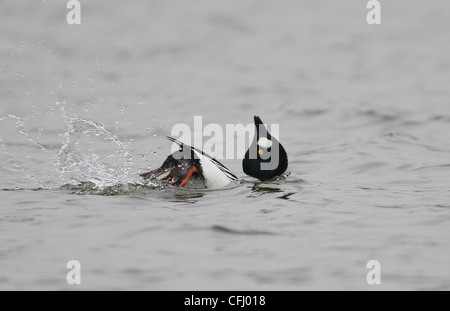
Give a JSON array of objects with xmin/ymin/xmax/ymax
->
[
  {"xmin": 248, "ymin": 173, "xmax": 303, "ymax": 199},
  {"xmin": 251, "ymin": 184, "xmax": 283, "ymax": 193},
  {"xmin": 211, "ymin": 225, "xmax": 274, "ymax": 236},
  {"xmin": 58, "ymin": 182, "xmax": 207, "ymax": 202}
]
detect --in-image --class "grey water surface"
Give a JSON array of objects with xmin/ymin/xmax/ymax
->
[{"xmin": 1, "ymin": 0, "xmax": 450, "ymax": 290}]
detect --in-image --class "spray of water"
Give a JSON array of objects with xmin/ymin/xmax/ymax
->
[
  {"xmin": 55, "ymin": 113, "xmax": 165, "ymax": 194},
  {"xmin": 57, "ymin": 116, "xmax": 132, "ymax": 185},
  {"xmin": 2, "ymin": 103, "xmax": 163, "ymax": 195}
]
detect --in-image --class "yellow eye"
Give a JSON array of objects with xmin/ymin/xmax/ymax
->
[{"xmin": 258, "ymin": 149, "xmax": 264, "ymax": 156}]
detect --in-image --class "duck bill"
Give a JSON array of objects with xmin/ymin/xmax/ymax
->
[{"xmin": 140, "ymin": 166, "xmax": 174, "ymax": 180}]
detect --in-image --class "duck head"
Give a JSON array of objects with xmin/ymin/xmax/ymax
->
[
  {"xmin": 140, "ymin": 143, "xmax": 203, "ymax": 186},
  {"xmin": 243, "ymin": 116, "xmax": 288, "ymax": 181}
]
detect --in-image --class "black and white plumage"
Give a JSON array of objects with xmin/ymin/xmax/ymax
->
[
  {"xmin": 243, "ymin": 116, "xmax": 288, "ymax": 181},
  {"xmin": 141, "ymin": 137, "xmax": 238, "ymax": 189}
]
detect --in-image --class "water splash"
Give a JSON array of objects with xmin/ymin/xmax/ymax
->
[
  {"xmin": 56, "ymin": 116, "xmax": 137, "ymax": 189},
  {"xmin": 2, "ymin": 103, "xmax": 165, "ymax": 195},
  {"xmin": 3, "ymin": 105, "xmax": 231, "ymax": 197},
  {"xmin": 58, "ymin": 181, "xmax": 162, "ymax": 196},
  {"xmin": 8, "ymin": 114, "xmax": 48, "ymax": 152},
  {"xmin": 0, "ymin": 114, "xmax": 51, "ymax": 189}
]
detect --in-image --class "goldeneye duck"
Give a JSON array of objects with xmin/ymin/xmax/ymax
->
[
  {"xmin": 141, "ymin": 137, "xmax": 238, "ymax": 189},
  {"xmin": 243, "ymin": 116, "xmax": 288, "ymax": 181}
]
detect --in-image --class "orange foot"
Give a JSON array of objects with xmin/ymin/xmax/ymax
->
[{"xmin": 179, "ymin": 166, "xmax": 198, "ymax": 187}]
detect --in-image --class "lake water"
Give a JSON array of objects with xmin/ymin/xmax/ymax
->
[{"xmin": 1, "ymin": 0, "xmax": 450, "ymax": 290}]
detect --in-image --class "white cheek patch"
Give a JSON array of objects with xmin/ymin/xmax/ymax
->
[{"xmin": 258, "ymin": 137, "xmax": 273, "ymax": 149}]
